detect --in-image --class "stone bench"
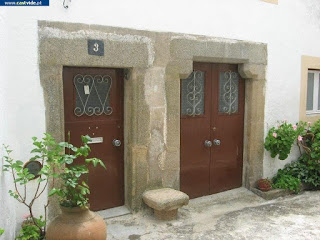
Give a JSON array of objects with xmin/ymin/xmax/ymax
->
[{"xmin": 142, "ymin": 188, "xmax": 189, "ymax": 221}]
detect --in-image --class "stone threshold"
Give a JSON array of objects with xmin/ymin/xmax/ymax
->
[{"xmin": 96, "ymin": 206, "xmax": 131, "ymax": 219}]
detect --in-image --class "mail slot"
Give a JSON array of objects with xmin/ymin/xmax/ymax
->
[{"xmin": 88, "ymin": 137, "xmax": 103, "ymax": 144}]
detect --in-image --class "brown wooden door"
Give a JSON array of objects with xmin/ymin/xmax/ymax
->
[
  {"xmin": 180, "ymin": 63, "xmax": 244, "ymax": 199},
  {"xmin": 63, "ymin": 67, "xmax": 124, "ymax": 211}
]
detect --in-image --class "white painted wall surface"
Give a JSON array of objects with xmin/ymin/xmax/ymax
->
[
  {"xmin": 1, "ymin": 0, "xmax": 320, "ymax": 236},
  {"xmin": 0, "ymin": 8, "xmax": 17, "ymax": 240}
]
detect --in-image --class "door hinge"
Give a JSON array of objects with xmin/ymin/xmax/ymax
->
[{"xmin": 124, "ymin": 69, "xmax": 130, "ymax": 81}]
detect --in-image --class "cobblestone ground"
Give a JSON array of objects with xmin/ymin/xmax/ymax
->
[{"xmin": 105, "ymin": 188, "xmax": 320, "ymax": 240}]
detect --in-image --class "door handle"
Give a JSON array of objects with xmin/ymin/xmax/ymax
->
[
  {"xmin": 112, "ymin": 139, "xmax": 121, "ymax": 147},
  {"xmin": 204, "ymin": 140, "xmax": 212, "ymax": 148},
  {"xmin": 213, "ymin": 139, "xmax": 221, "ymax": 146}
]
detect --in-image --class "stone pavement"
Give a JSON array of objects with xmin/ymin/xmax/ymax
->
[{"xmin": 105, "ymin": 188, "xmax": 320, "ymax": 240}]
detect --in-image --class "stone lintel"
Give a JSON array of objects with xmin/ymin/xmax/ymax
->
[{"xmin": 143, "ymin": 188, "xmax": 189, "ymax": 220}]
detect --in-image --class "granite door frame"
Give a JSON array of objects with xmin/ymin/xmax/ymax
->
[
  {"xmin": 38, "ymin": 21, "xmax": 153, "ymax": 217},
  {"xmin": 167, "ymin": 38, "xmax": 267, "ymax": 193}
]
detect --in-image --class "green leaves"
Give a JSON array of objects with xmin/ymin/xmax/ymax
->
[
  {"xmin": 296, "ymin": 154, "xmax": 320, "ymax": 187},
  {"xmin": 64, "ymin": 155, "xmax": 76, "ymax": 164},
  {"xmin": 85, "ymin": 158, "xmax": 106, "ymax": 169},
  {"xmin": 3, "ymin": 132, "xmax": 106, "ymax": 214},
  {"xmin": 2, "ymin": 133, "xmax": 107, "ymax": 238},
  {"xmin": 8, "ymin": 190, "xmax": 19, "ymax": 199},
  {"xmin": 272, "ymin": 170, "xmax": 301, "ymax": 193},
  {"xmin": 15, "ymin": 217, "xmax": 43, "ymax": 240},
  {"xmin": 266, "ymin": 120, "xmax": 320, "ymax": 190},
  {"xmin": 81, "ymin": 135, "xmax": 92, "ymax": 144},
  {"xmin": 265, "ymin": 121, "xmax": 305, "ymax": 160},
  {"xmin": 34, "ymin": 216, "xmax": 46, "ymax": 228},
  {"xmin": 45, "ymin": 134, "xmax": 106, "ymax": 208},
  {"xmin": 49, "ymin": 188, "xmax": 64, "ymax": 197},
  {"xmin": 78, "ymin": 146, "xmax": 89, "ymax": 157}
]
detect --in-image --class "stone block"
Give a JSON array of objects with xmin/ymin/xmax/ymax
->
[
  {"xmin": 143, "ymin": 188, "xmax": 189, "ymax": 220},
  {"xmin": 154, "ymin": 209, "xmax": 178, "ymax": 221},
  {"xmin": 239, "ymin": 63, "xmax": 266, "ymax": 80},
  {"xmin": 251, "ymin": 188, "xmax": 291, "ymax": 200}
]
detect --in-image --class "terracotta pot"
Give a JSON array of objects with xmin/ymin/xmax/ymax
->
[
  {"xmin": 257, "ymin": 179, "xmax": 272, "ymax": 192},
  {"xmin": 46, "ymin": 206, "xmax": 106, "ymax": 240},
  {"xmin": 258, "ymin": 186, "xmax": 272, "ymax": 192}
]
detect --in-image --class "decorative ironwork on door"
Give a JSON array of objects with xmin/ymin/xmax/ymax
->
[
  {"xmin": 181, "ymin": 71, "xmax": 205, "ymax": 117},
  {"xmin": 219, "ymin": 71, "xmax": 239, "ymax": 114},
  {"xmin": 73, "ymin": 74, "xmax": 113, "ymax": 117}
]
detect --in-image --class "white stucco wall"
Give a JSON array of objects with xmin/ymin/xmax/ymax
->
[
  {"xmin": 0, "ymin": 8, "xmax": 17, "ymax": 240},
  {"xmin": 1, "ymin": 0, "xmax": 320, "ymax": 236}
]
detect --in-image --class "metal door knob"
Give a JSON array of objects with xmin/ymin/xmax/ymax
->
[
  {"xmin": 112, "ymin": 139, "xmax": 121, "ymax": 147},
  {"xmin": 204, "ymin": 140, "xmax": 212, "ymax": 147},
  {"xmin": 213, "ymin": 139, "xmax": 221, "ymax": 146}
]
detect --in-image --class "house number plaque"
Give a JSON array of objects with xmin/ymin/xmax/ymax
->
[
  {"xmin": 88, "ymin": 39, "xmax": 104, "ymax": 56},
  {"xmin": 23, "ymin": 161, "xmax": 42, "ymax": 179}
]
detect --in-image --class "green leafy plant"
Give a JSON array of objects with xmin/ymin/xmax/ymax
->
[
  {"xmin": 298, "ymin": 155, "xmax": 320, "ymax": 187},
  {"xmin": 15, "ymin": 215, "xmax": 45, "ymax": 240},
  {"xmin": 265, "ymin": 120, "xmax": 320, "ymax": 189},
  {"xmin": 296, "ymin": 120, "xmax": 320, "ymax": 187},
  {"xmin": 2, "ymin": 133, "xmax": 106, "ymax": 240},
  {"xmin": 277, "ymin": 155, "xmax": 320, "ymax": 188},
  {"xmin": 272, "ymin": 169, "xmax": 301, "ymax": 193},
  {"xmin": 277, "ymin": 120, "xmax": 320, "ymax": 187},
  {"xmin": 264, "ymin": 121, "xmax": 306, "ymax": 160},
  {"xmin": 16, "ymin": 224, "xmax": 40, "ymax": 240},
  {"xmin": 0, "ymin": 228, "xmax": 4, "ymax": 237},
  {"xmin": 2, "ymin": 133, "xmax": 61, "ymax": 238},
  {"xmin": 49, "ymin": 134, "xmax": 106, "ymax": 208}
]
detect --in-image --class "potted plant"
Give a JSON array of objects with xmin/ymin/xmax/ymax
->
[
  {"xmin": 265, "ymin": 120, "xmax": 320, "ymax": 190},
  {"xmin": 3, "ymin": 134, "xmax": 60, "ymax": 239},
  {"xmin": 257, "ymin": 178, "xmax": 272, "ymax": 192},
  {"xmin": 46, "ymin": 134, "xmax": 107, "ymax": 240}
]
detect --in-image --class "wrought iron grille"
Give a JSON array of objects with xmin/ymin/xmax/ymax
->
[
  {"xmin": 73, "ymin": 74, "xmax": 113, "ymax": 117},
  {"xmin": 219, "ymin": 71, "xmax": 239, "ymax": 114},
  {"xmin": 181, "ymin": 71, "xmax": 205, "ymax": 117}
]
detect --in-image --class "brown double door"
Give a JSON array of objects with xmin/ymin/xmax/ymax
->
[
  {"xmin": 180, "ymin": 63, "xmax": 245, "ymax": 199},
  {"xmin": 63, "ymin": 67, "xmax": 124, "ymax": 211}
]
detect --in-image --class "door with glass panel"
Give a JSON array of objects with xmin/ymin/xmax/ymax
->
[
  {"xmin": 180, "ymin": 63, "xmax": 245, "ymax": 199},
  {"xmin": 63, "ymin": 67, "xmax": 124, "ymax": 211}
]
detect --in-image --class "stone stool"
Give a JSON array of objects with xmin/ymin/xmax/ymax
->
[{"xmin": 142, "ymin": 188, "xmax": 189, "ymax": 221}]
